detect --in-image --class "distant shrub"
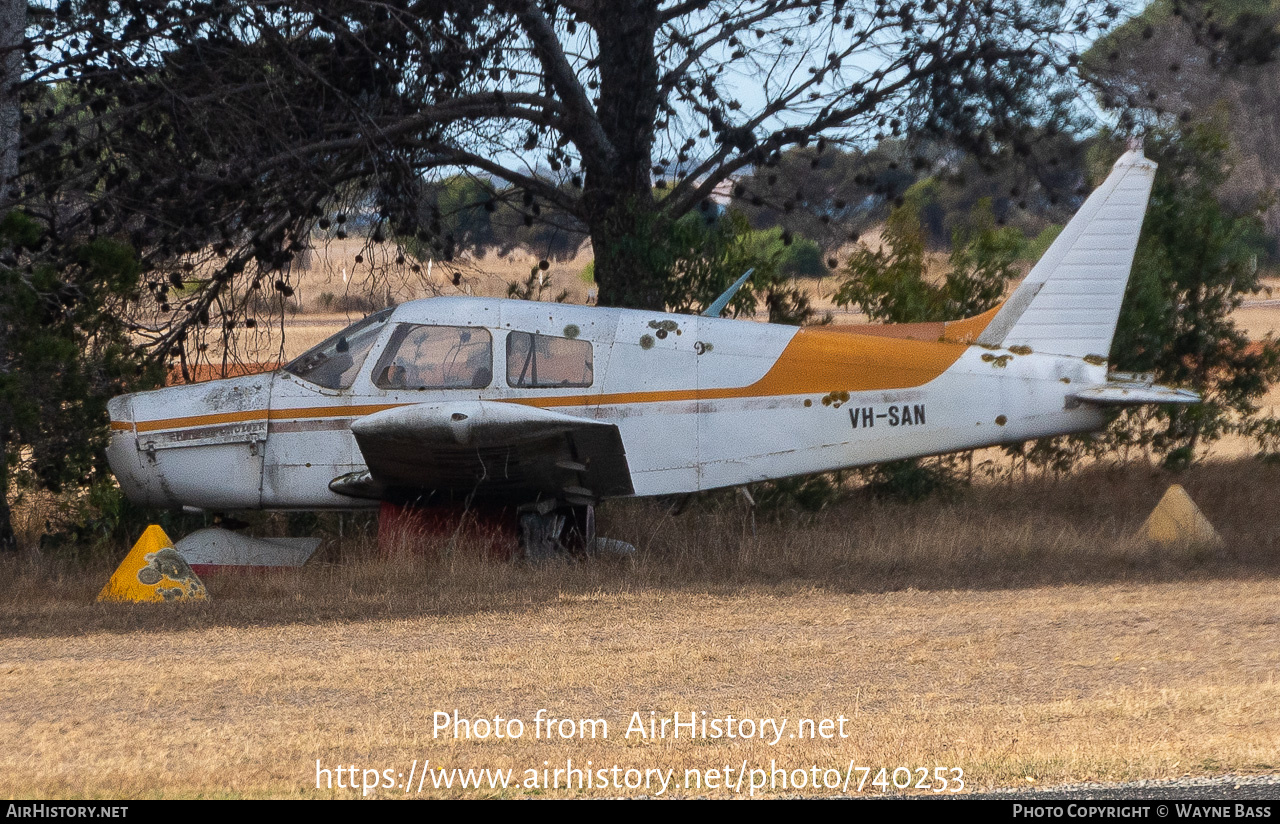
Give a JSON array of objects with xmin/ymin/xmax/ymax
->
[
  {"xmin": 781, "ymin": 236, "xmax": 825, "ymax": 278},
  {"xmin": 1018, "ymin": 224, "xmax": 1062, "ymax": 262},
  {"xmin": 332, "ymin": 293, "xmax": 390, "ymax": 314}
]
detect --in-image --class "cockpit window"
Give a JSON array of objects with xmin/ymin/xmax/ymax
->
[
  {"xmin": 283, "ymin": 309, "xmax": 391, "ymax": 389},
  {"xmin": 372, "ymin": 324, "xmax": 493, "ymax": 390}
]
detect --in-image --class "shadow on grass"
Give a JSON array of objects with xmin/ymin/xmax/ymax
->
[{"xmin": 3, "ymin": 458, "xmax": 1279, "ymax": 639}]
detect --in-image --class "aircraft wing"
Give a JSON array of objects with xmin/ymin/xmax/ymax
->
[{"xmin": 330, "ymin": 401, "xmax": 634, "ymax": 505}]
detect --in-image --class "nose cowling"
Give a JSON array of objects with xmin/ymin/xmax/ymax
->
[
  {"xmin": 105, "ymin": 393, "xmax": 153, "ymax": 504},
  {"xmin": 105, "ymin": 374, "xmax": 272, "ymax": 510}
]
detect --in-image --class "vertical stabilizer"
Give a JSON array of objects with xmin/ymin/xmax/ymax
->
[{"xmin": 975, "ymin": 148, "xmax": 1157, "ymax": 359}]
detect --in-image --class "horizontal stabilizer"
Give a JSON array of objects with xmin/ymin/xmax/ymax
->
[
  {"xmin": 175, "ymin": 528, "xmax": 320, "ymax": 572},
  {"xmin": 1068, "ymin": 374, "xmax": 1200, "ymax": 407}
]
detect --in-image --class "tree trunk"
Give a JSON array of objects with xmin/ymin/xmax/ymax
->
[
  {"xmin": 0, "ymin": 436, "xmax": 12, "ymax": 551},
  {"xmin": 581, "ymin": 1, "xmax": 665, "ymax": 310},
  {"xmin": 590, "ymin": 207, "xmax": 670, "ymax": 310},
  {"xmin": 0, "ymin": 0, "xmax": 21, "ymax": 550},
  {"xmin": 0, "ymin": 0, "xmax": 20, "ymax": 200}
]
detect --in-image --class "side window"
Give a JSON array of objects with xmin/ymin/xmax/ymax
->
[
  {"xmin": 371, "ymin": 325, "xmax": 493, "ymax": 390},
  {"xmin": 506, "ymin": 331, "xmax": 593, "ymax": 388}
]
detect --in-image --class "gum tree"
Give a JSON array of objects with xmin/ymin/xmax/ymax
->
[{"xmin": 17, "ymin": 0, "xmax": 1123, "ymax": 331}]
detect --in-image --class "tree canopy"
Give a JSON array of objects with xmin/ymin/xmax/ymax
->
[
  {"xmin": 11, "ymin": 0, "xmax": 1124, "ymax": 349},
  {"xmin": 0, "ymin": 210, "xmax": 158, "ymax": 548},
  {"xmin": 1081, "ymin": 0, "xmax": 1280, "ymax": 249}
]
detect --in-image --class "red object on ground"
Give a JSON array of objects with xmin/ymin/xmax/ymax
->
[{"xmin": 377, "ymin": 501, "xmax": 519, "ymax": 560}]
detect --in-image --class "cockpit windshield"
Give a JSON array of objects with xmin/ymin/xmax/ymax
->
[{"xmin": 282, "ymin": 309, "xmax": 392, "ymax": 389}]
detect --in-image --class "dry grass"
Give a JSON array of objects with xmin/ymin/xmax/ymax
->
[
  {"xmin": 2, "ymin": 459, "xmax": 1279, "ymax": 797},
  {"xmin": 8, "ymin": 458, "xmax": 1280, "ymax": 632}
]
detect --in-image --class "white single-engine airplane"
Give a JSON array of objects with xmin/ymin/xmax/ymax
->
[{"xmin": 107, "ymin": 148, "xmax": 1197, "ymax": 558}]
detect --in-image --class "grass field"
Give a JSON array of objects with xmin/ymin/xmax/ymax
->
[{"xmin": 2, "ymin": 460, "xmax": 1279, "ymax": 798}]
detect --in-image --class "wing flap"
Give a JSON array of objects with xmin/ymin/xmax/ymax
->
[{"xmin": 334, "ymin": 401, "xmax": 634, "ymax": 503}]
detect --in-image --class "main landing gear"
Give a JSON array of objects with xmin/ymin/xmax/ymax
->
[{"xmin": 377, "ymin": 500, "xmax": 634, "ymax": 559}]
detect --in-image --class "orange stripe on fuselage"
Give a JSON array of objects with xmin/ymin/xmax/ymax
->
[
  {"xmin": 117, "ymin": 327, "xmax": 970, "ymax": 432},
  {"xmin": 512, "ymin": 325, "xmax": 967, "ymax": 407}
]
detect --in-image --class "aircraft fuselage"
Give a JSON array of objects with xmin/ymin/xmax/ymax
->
[{"xmin": 106, "ymin": 296, "xmax": 1108, "ymax": 511}]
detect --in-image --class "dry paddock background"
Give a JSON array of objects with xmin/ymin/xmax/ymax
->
[{"xmin": 1, "ymin": 460, "xmax": 1279, "ymax": 798}]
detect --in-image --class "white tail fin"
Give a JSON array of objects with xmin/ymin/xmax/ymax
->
[{"xmin": 975, "ymin": 148, "xmax": 1157, "ymax": 360}]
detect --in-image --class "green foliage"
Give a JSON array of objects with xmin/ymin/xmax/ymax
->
[
  {"xmin": 733, "ymin": 226, "xmax": 825, "ymax": 279},
  {"xmin": 1083, "ymin": 0, "xmax": 1280, "ymax": 74},
  {"xmin": 1012, "ymin": 124, "xmax": 1280, "ymax": 472},
  {"xmin": 833, "ymin": 204, "xmax": 930, "ymax": 323},
  {"xmin": 1104, "ymin": 124, "xmax": 1280, "ymax": 466},
  {"xmin": 1019, "ymin": 224, "xmax": 1063, "ymax": 262},
  {"xmin": 780, "ymin": 235, "xmax": 826, "ymax": 278},
  {"xmin": 640, "ymin": 208, "xmax": 827, "ymax": 325},
  {"xmin": 749, "ymin": 474, "xmax": 845, "ymax": 518},
  {"xmin": 732, "ymin": 133, "xmax": 1083, "ymax": 275},
  {"xmin": 732, "ymin": 141, "xmax": 925, "ymax": 244},
  {"xmin": 430, "ymin": 175, "xmax": 500, "ymax": 257},
  {"xmin": 402, "ymin": 175, "xmax": 588, "ymax": 264},
  {"xmin": 834, "ymin": 198, "xmax": 1022, "ymax": 323},
  {"xmin": 36, "ymin": 479, "xmax": 191, "ymax": 563},
  {"xmin": 0, "ymin": 211, "xmax": 160, "ymax": 548},
  {"xmin": 658, "ymin": 209, "xmax": 774, "ymax": 316},
  {"xmin": 859, "ymin": 459, "xmax": 958, "ymax": 502},
  {"xmin": 941, "ymin": 201, "xmax": 1025, "ymax": 319}
]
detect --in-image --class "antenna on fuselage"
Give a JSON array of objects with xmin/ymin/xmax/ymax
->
[{"xmin": 702, "ymin": 268, "xmax": 755, "ymax": 318}]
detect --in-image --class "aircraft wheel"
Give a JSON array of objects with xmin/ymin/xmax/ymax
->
[
  {"xmin": 517, "ymin": 504, "xmax": 596, "ymax": 559},
  {"xmin": 518, "ymin": 510, "xmax": 567, "ymax": 560}
]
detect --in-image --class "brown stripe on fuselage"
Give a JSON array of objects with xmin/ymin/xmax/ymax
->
[{"xmin": 127, "ymin": 403, "xmax": 400, "ymax": 433}]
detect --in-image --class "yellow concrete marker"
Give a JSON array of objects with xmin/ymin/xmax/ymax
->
[
  {"xmin": 97, "ymin": 525, "xmax": 208, "ymax": 603},
  {"xmin": 1138, "ymin": 484, "xmax": 1222, "ymax": 547}
]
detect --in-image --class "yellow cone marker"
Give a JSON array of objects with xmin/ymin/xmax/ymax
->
[
  {"xmin": 97, "ymin": 525, "xmax": 208, "ymax": 603},
  {"xmin": 1138, "ymin": 484, "xmax": 1221, "ymax": 547}
]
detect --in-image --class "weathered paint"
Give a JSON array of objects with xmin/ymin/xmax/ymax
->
[
  {"xmin": 174, "ymin": 528, "xmax": 320, "ymax": 574},
  {"xmin": 1138, "ymin": 484, "xmax": 1221, "ymax": 547},
  {"xmin": 97, "ymin": 525, "xmax": 208, "ymax": 603}
]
